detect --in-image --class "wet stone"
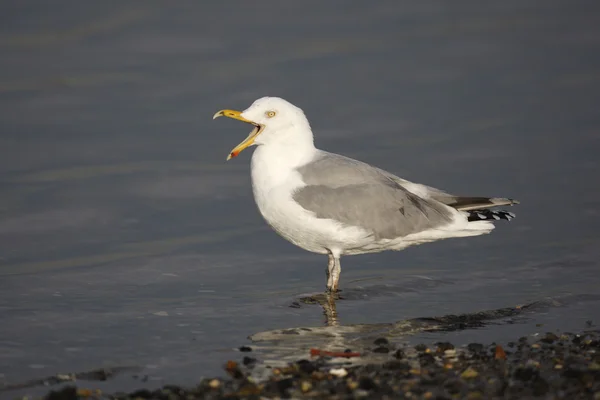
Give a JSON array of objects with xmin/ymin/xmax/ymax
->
[
  {"xmin": 586, "ymin": 339, "xmax": 600, "ymax": 349},
  {"xmin": 208, "ymin": 378, "xmax": 221, "ymax": 389},
  {"xmin": 242, "ymin": 356, "xmax": 256, "ymax": 366},
  {"xmin": 467, "ymin": 343, "xmax": 484, "ymax": 353},
  {"xmin": 358, "ymin": 376, "xmax": 378, "ymax": 391},
  {"xmin": 444, "ymin": 379, "xmax": 465, "ymax": 394},
  {"xmin": 373, "ymin": 337, "xmax": 389, "ymax": 346},
  {"xmin": 225, "ymin": 360, "xmax": 244, "ymax": 379},
  {"xmin": 373, "ymin": 346, "xmax": 390, "ymax": 353},
  {"xmin": 296, "ymin": 359, "xmax": 317, "ymax": 374},
  {"xmin": 514, "ymin": 366, "xmax": 538, "ymax": 381},
  {"xmin": 276, "ymin": 377, "xmax": 294, "ymax": 395},
  {"xmin": 394, "ymin": 349, "xmax": 405, "ymax": 359},
  {"xmin": 419, "ymin": 353, "xmax": 437, "ymax": 367},
  {"xmin": 46, "ymin": 386, "xmax": 78, "ymax": 400},
  {"xmin": 300, "ymin": 380, "xmax": 312, "ymax": 393},
  {"xmin": 239, "ymin": 346, "xmax": 252, "ymax": 352},
  {"xmin": 460, "ymin": 367, "xmax": 479, "ymax": 379},
  {"xmin": 383, "ymin": 360, "xmax": 410, "ymax": 372},
  {"xmin": 415, "ymin": 343, "xmax": 428, "ymax": 352},
  {"xmin": 532, "ymin": 377, "xmax": 550, "ymax": 396},
  {"xmin": 436, "ymin": 341, "xmax": 455, "ymax": 352},
  {"xmin": 541, "ymin": 332, "xmax": 559, "ymax": 344},
  {"xmin": 128, "ymin": 388, "xmax": 153, "ymax": 398},
  {"xmin": 562, "ymin": 367, "xmax": 585, "ymax": 379}
]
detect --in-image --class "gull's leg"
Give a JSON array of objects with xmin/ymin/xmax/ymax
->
[
  {"xmin": 330, "ymin": 256, "xmax": 342, "ymax": 292},
  {"xmin": 326, "ymin": 249, "xmax": 342, "ymax": 293},
  {"xmin": 326, "ymin": 253, "xmax": 335, "ymax": 290}
]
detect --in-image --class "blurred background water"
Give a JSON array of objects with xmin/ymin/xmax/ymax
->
[{"xmin": 1, "ymin": 0, "xmax": 599, "ymax": 396}]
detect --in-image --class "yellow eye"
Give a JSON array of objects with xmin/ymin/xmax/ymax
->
[{"xmin": 265, "ymin": 110, "xmax": 276, "ymax": 118}]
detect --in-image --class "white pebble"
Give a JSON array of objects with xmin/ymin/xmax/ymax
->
[{"xmin": 329, "ymin": 367, "xmax": 348, "ymax": 377}]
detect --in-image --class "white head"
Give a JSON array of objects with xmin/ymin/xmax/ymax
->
[{"xmin": 213, "ymin": 97, "xmax": 314, "ymax": 160}]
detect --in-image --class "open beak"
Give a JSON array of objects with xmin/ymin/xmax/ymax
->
[{"xmin": 213, "ymin": 109, "xmax": 264, "ymax": 160}]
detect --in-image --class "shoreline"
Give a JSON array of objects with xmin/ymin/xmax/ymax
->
[{"xmin": 35, "ymin": 329, "xmax": 600, "ymax": 399}]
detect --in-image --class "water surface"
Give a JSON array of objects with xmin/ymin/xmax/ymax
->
[{"xmin": 1, "ymin": 1, "xmax": 599, "ymax": 397}]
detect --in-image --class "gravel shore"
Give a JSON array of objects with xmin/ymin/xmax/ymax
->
[{"xmin": 40, "ymin": 330, "xmax": 600, "ymax": 400}]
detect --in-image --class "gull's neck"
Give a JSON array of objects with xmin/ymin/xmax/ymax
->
[
  {"xmin": 251, "ymin": 125, "xmax": 318, "ymax": 188},
  {"xmin": 253, "ymin": 127, "xmax": 317, "ymax": 168}
]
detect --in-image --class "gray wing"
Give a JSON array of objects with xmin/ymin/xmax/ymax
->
[
  {"xmin": 294, "ymin": 152, "xmax": 455, "ymax": 239},
  {"xmin": 293, "ymin": 183, "xmax": 453, "ymax": 239},
  {"xmin": 298, "ymin": 151, "xmax": 518, "ymax": 211}
]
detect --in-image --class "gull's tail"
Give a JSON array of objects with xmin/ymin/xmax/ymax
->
[
  {"xmin": 446, "ymin": 196, "xmax": 519, "ymax": 223},
  {"xmin": 389, "ymin": 177, "xmax": 519, "ymax": 223}
]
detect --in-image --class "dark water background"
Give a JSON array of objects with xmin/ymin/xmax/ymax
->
[{"xmin": 1, "ymin": 1, "xmax": 599, "ymax": 397}]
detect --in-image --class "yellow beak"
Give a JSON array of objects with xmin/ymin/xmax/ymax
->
[{"xmin": 213, "ymin": 109, "xmax": 264, "ymax": 160}]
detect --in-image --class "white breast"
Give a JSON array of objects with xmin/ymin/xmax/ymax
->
[{"xmin": 249, "ymin": 145, "xmax": 371, "ymax": 255}]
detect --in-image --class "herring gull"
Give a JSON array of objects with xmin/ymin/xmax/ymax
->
[{"xmin": 213, "ymin": 97, "xmax": 518, "ymax": 292}]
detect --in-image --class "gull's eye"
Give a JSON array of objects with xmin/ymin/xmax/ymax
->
[{"xmin": 265, "ymin": 110, "xmax": 276, "ymax": 118}]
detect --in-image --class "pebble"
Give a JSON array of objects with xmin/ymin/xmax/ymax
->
[
  {"xmin": 461, "ymin": 367, "xmax": 479, "ymax": 379},
  {"xmin": 415, "ymin": 344, "xmax": 428, "ymax": 352},
  {"xmin": 242, "ymin": 356, "xmax": 256, "ymax": 366},
  {"xmin": 495, "ymin": 344, "xmax": 507, "ymax": 360},
  {"xmin": 373, "ymin": 346, "xmax": 390, "ymax": 353},
  {"xmin": 436, "ymin": 342, "xmax": 455, "ymax": 352},
  {"xmin": 444, "ymin": 349, "xmax": 457, "ymax": 357},
  {"xmin": 300, "ymin": 380, "xmax": 312, "ymax": 393},
  {"xmin": 329, "ymin": 367, "xmax": 348, "ymax": 377},
  {"xmin": 540, "ymin": 332, "xmax": 559, "ymax": 343},
  {"xmin": 394, "ymin": 349, "xmax": 405, "ymax": 359},
  {"xmin": 347, "ymin": 379, "xmax": 359, "ymax": 390},
  {"xmin": 467, "ymin": 343, "xmax": 484, "ymax": 353},
  {"xmin": 38, "ymin": 330, "xmax": 600, "ymax": 399}
]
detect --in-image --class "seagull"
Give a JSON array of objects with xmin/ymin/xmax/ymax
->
[{"xmin": 213, "ymin": 97, "xmax": 518, "ymax": 293}]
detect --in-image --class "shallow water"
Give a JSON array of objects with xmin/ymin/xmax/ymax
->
[{"xmin": 1, "ymin": 1, "xmax": 600, "ymax": 397}]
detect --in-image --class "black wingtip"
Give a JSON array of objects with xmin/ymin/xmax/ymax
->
[{"xmin": 467, "ymin": 209, "xmax": 516, "ymax": 222}]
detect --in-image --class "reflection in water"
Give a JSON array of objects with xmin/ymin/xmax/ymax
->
[
  {"xmin": 2, "ymin": 293, "xmax": 597, "ymax": 394},
  {"xmin": 293, "ymin": 275, "xmax": 457, "ymax": 327},
  {"xmin": 302, "ymin": 292, "xmax": 341, "ymax": 327},
  {"xmin": 248, "ymin": 294, "xmax": 600, "ymax": 375}
]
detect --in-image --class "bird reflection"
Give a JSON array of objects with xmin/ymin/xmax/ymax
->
[
  {"xmin": 295, "ymin": 291, "xmax": 341, "ymax": 326},
  {"xmin": 319, "ymin": 292, "xmax": 340, "ymax": 326}
]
